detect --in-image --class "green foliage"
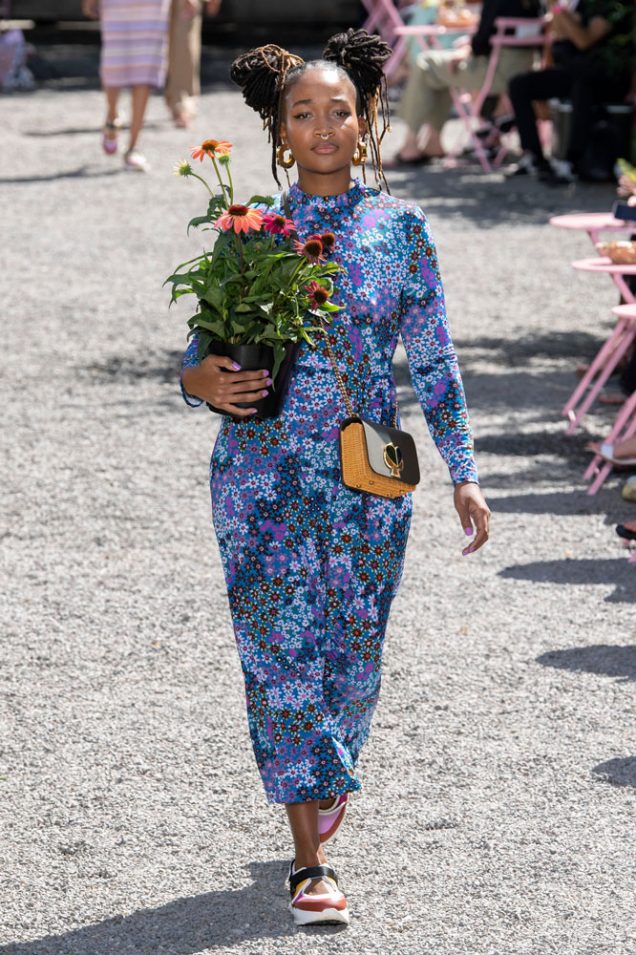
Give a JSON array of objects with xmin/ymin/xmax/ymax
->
[{"xmin": 166, "ymin": 146, "xmax": 344, "ymax": 382}]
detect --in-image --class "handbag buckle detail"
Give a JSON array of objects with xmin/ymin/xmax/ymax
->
[{"xmin": 383, "ymin": 441, "xmax": 404, "ymax": 478}]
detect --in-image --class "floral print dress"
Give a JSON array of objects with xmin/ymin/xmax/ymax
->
[{"xmin": 182, "ymin": 179, "xmax": 478, "ymax": 804}]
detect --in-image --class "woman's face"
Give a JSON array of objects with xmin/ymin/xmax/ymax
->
[{"xmin": 280, "ymin": 67, "xmax": 363, "ymax": 179}]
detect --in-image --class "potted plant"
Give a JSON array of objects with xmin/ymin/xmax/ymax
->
[{"xmin": 165, "ymin": 138, "xmax": 344, "ymax": 417}]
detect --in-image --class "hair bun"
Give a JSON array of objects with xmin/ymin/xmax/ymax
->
[
  {"xmin": 230, "ymin": 44, "xmax": 304, "ymax": 121},
  {"xmin": 323, "ymin": 28, "xmax": 392, "ymax": 98}
]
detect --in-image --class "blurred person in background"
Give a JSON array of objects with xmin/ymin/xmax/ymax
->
[
  {"xmin": 165, "ymin": 0, "xmax": 222, "ymax": 128},
  {"xmin": 507, "ymin": 0, "xmax": 634, "ymax": 183},
  {"xmin": 387, "ymin": 0, "xmax": 541, "ymax": 166},
  {"xmin": 82, "ymin": 0, "xmax": 171, "ymax": 171}
]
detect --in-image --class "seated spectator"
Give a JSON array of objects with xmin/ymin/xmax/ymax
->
[
  {"xmin": 388, "ymin": 0, "xmax": 540, "ymax": 166},
  {"xmin": 507, "ymin": 0, "xmax": 634, "ymax": 183}
]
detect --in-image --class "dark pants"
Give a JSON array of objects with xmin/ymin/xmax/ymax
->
[{"xmin": 508, "ymin": 64, "xmax": 628, "ymax": 165}]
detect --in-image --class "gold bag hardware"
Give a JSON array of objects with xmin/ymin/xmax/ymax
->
[{"xmin": 339, "ymin": 415, "xmax": 420, "ymax": 498}]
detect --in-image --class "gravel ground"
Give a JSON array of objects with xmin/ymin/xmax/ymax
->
[{"xmin": 1, "ymin": 71, "xmax": 636, "ymax": 955}]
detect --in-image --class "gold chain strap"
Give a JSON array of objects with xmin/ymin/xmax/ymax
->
[
  {"xmin": 318, "ymin": 316, "xmax": 356, "ymax": 418},
  {"xmin": 281, "ymin": 192, "xmax": 399, "ymax": 429},
  {"xmin": 318, "ymin": 317, "xmax": 398, "ymax": 428}
]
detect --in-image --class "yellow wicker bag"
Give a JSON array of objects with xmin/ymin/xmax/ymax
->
[
  {"xmin": 339, "ymin": 416, "xmax": 420, "ymax": 498},
  {"xmin": 320, "ymin": 321, "xmax": 420, "ymax": 499}
]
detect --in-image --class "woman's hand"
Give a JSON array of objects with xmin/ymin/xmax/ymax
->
[
  {"xmin": 181, "ymin": 355, "xmax": 271, "ymax": 417},
  {"xmin": 81, "ymin": 0, "xmax": 100, "ymax": 19},
  {"xmin": 454, "ymin": 482, "xmax": 490, "ymax": 556}
]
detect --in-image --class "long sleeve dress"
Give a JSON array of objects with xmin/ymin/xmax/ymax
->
[{"xmin": 182, "ymin": 179, "xmax": 478, "ymax": 805}]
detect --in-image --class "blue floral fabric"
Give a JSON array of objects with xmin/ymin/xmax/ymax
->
[{"xmin": 182, "ymin": 179, "xmax": 478, "ymax": 804}]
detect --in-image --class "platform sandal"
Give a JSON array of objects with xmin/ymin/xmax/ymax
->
[
  {"xmin": 288, "ymin": 862, "xmax": 350, "ymax": 926},
  {"xmin": 102, "ymin": 120, "xmax": 119, "ymax": 156},
  {"xmin": 318, "ymin": 793, "xmax": 349, "ymax": 845}
]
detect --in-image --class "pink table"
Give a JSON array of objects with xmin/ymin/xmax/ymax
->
[
  {"xmin": 550, "ymin": 213, "xmax": 631, "ymax": 247},
  {"xmin": 570, "ymin": 256, "xmax": 636, "ymax": 303}
]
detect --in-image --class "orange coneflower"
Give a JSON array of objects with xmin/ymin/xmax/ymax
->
[
  {"xmin": 306, "ymin": 281, "xmax": 331, "ymax": 308},
  {"xmin": 294, "ymin": 237, "xmax": 324, "ymax": 264},
  {"xmin": 214, "ymin": 204, "xmax": 263, "ymax": 234},
  {"xmin": 191, "ymin": 139, "xmax": 233, "ymax": 162}
]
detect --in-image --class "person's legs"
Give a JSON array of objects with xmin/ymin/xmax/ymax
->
[
  {"xmin": 165, "ymin": 0, "xmax": 201, "ymax": 125},
  {"xmin": 127, "ymin": 84, "xmax": 151, "ymax": 153},
  {"xmin": 396, "ymin": 50, "xmax": 458, "ymax": 158},
  {"xmin": 285, "ymin": 802, "xmax": 332, "ymax": 895},
  {"xmin": 102, "ymin": 86, "xmax": 121, "ymax": 151},
  {"xmin": 508, "ymin": 66, "xmax": 571, "ymax": 162}
]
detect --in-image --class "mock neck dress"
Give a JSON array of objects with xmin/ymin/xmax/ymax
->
[{"xmin": 182, "ymin": 179, "xmax": 478, "ymax": 804}]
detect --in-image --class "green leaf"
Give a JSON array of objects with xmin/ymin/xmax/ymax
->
[{"xmin": 246, "ymin": 195, "xmax": 275, "ymax": 207}]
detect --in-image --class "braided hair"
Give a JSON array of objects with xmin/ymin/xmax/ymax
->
[{"xmin": 230, "ymin": 29, "xmax": 392, "ymax": 189}]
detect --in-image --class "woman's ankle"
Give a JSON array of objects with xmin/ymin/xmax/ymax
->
[{"xmin": 294, "ymin": 847, "xmax": 327, "ymax": 870}]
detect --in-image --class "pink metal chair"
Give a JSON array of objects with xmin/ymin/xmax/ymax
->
[
  {"xmin": 584, "ymin": 387, "xmax": 636, "ymax": 496},
  {"xmin": 563, "ymin": 304, "xmax": 636, "ymax": 435},
  {"xmin": 395, "ymin": 16, "xmax": 547, "ymax": 172},
  {"xmin": 359, "ymin": 0, "xmax": 412, "ymax": 78}
]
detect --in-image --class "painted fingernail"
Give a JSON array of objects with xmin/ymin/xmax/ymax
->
[
  {"xmin": 262, "ymin": 389, "xmax": 269, "ymax": 397},
  {"xmin": 464, "ymin": 527, "xmax": 474, "ymax": 536},
  {"xmin": 265, "ymin": 378, "xmax": 273, "ymax": 386},
  {"xmin": 262, "ymin": 369, "xmax": 269, "ymax": 376},
  {"xmin": 232, "ymin": 362, "xmax": 241, "ymax": 370}
]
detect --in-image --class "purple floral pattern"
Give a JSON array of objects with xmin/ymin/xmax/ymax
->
[{"xmin": 182, "ymin": 180, "xmax": 477, "ymax": 803}]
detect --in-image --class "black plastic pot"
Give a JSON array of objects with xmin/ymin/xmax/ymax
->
[{"xmin": 206, "ymin": 340, "xmax": 299, "ymax": 418}]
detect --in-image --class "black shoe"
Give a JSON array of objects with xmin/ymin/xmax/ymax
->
[{"xmin": 616, "ymin": 524, "xmax": 636, "ymax": 541}]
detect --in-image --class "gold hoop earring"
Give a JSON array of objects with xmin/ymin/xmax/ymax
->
[
  {"xmin": 352, "ymin": 140, "xmax": 368, "ymax": 166},
  {"xmin": 276, "ymin": 144, "xmax": 295, "ymax": 169}
]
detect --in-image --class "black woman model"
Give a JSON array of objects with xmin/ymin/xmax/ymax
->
[{"xmin": 181, "ymin": 28, "xmax": 490, "ymax": 926}]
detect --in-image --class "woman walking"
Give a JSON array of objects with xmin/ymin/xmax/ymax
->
[
  {"xmin": 180, "ymin": 29, "xmax": 490, "ymax": 926},
  {"xmin": 82, "ymin": 0, "xmax": 171, "ymax": 170}
]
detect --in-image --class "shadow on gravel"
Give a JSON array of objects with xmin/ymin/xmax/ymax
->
[
  {"xmin": 81, "ymin": 350, "xmax": 182, "ymax": 385},
  {"xmin": 0, "ymin": 167, "xmax": 123, "ymax": 184},
  {"xmin": 537, "ymin": 644, "xmax": 636, "ymax": 681},
  {"xmin": 0, "ymin": 860, "xmax": 347, "ymax": 955},
  {"xmin": 593, "ymin": 756, "xmax": 636, "ymax": 787},
  {"xmin": 487, "ymin": 488, "xmax": 617, "ymax": 514},
  {"xmin": 391, "ymin": 166, "xmax": 614, "ymax": 227},
  {"xmin": 500, "ymin": 558, "xmax": 636, "ymax": 602}
]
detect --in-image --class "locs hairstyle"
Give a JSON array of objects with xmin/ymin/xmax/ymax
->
[{"xmin": 230, "ymin": 29, "xmax": 392, "ymax": 190}]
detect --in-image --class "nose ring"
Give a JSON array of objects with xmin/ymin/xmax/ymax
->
[{"xmin": 319, "ymin": 133, "xmax": 331, "ymax": 140}]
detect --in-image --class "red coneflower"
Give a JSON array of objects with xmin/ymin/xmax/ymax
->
[
  {"xmin": 262, "ymin": 213, "xmax": 296, "ymax": 237},
  {"xmin": 191, "ymin": 138, "xmax": 233, "ymax": 161},
  {"xmin": 294, "ymin": 237, "xmax": 324, "ymax": 264},
  {"xmin": 321, "ymin": 232, "xmax": 336, "ymax": 251},
  {"xmin": 306, "ymin": 281, "xmax": 331, "ymax": 308},
  {"xmin": 214, "ymin": 204, "xmax": 263, "ymax": 233}
]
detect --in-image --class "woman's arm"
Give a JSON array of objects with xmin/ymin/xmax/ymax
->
[
  {"xmin": 550, "ymin": 7, "xmax": 611, "ymax": 50},
  {"xmin": 398, "ymin": 208, "xmax": 490, "ymax": 553}
]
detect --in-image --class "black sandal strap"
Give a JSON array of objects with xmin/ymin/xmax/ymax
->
[{"xmin": 289, "ymin": 864, "xmax": 338, "ymax": 896}]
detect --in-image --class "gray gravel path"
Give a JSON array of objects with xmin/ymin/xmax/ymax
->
[{"xmin": 1, "ymin": 76, "xmax": 635, "ymax": 955}]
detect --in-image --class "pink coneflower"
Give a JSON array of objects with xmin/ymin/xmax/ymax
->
[
  {"xmin": 321, "ymin": 232, "xmax": 336, "ymax": 251},
  {"xmin": 306, "ymin": 281, "xmax": 331, "ymax": 308},
  {"xmin": 294, "ymin": 237, "xmax": 324, "ymax": 264},
  {"xmin": 214, "ymin": 204, "xmax": 263, "ymax": 233},
  {"xmin": 262, "ymin": 213, "xmax": 295, "ymax": 237},
  {"xmin": 191, "ymin": 138, "xmax": 233, "ymax": 161}
]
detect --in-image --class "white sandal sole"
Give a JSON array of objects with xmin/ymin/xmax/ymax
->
[{"xmin": 289, "ymin": 902, "xmax": 350, "ymax": 925}]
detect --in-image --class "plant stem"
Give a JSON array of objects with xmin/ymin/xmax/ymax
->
[
  {"xmin": 190, "ymin": 171, "xmax": 214, "ymax": 196},
  {"xmin": 210, "ymin": 156, "xmax": 228, "ymax": 204}
]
